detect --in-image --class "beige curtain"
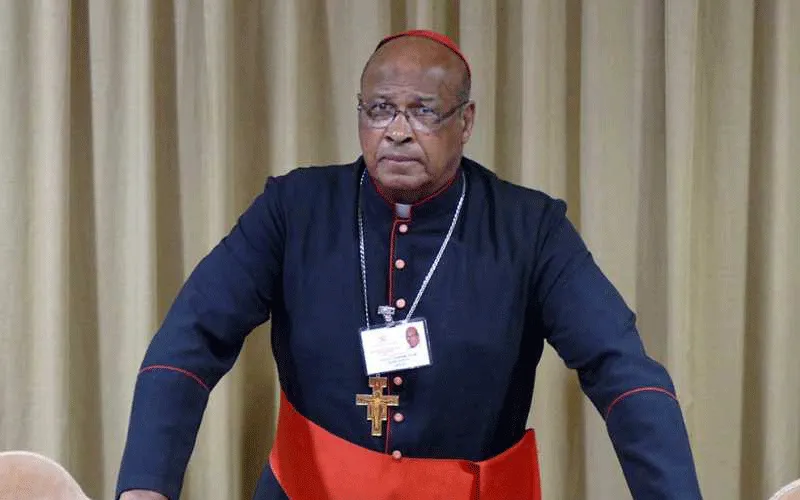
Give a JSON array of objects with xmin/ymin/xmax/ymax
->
[{"xmin": 1, "ymin": 1, "xmax": 798, "ymax": 499}]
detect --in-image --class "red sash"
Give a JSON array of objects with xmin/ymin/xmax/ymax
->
[{"xmin": 269, "ymin": 391, "xmax": 542, "ymax": 500}]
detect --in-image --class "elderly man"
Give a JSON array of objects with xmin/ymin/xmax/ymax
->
[{"xmin": 116, "ymin": 30, "xmax": 703, "ymax": 499}]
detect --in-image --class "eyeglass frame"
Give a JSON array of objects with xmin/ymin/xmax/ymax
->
[{"xmin": 356, "ymin": 95, "xmax": 471, "ymax": 133}]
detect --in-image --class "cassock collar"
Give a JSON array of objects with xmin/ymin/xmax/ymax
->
[{"xmin": 359, "ymin": 158, "xmax": 465, "ymax": 224}]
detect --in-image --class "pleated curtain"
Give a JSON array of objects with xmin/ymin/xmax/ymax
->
[{"xmin": 1, "ymin": 1, "xmax": 798, "ymax": 499}]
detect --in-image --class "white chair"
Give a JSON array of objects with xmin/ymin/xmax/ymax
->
[
  {"xmin": 770, "ymin": 479, "xmax": 800, "ymax": 500},
  {"xmin": 0, "ymin": 451, "xmax": 89, "ymax": 500}
]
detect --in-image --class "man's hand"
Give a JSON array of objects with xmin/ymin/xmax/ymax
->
[{"xmin": 119, "ymin": 490, "xmax": 168, "ymax": 500}]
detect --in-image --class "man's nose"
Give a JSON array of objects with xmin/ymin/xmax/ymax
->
[{"xmin": 384, "ymin": 112, "xmax": 414, "ymax": 143}]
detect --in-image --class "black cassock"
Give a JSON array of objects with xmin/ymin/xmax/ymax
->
[{"xmin": 116, "ymin": 157, "xmax": 702, "ymax": 499}]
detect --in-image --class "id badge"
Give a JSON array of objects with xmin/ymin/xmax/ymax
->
[{"xmin": 359, "ymin": 318, "xmax": 432, "ymax": 375}]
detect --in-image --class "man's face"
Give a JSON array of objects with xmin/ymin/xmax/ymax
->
[
  {"xmin": 358, "ymin": 37, "xmax": 475, "ymax": 203},
  {"xmin": 406, "ymin": 327, "xmax": 420, "ymax": 348}
]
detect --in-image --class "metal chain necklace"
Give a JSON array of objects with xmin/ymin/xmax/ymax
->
[{"xmin": 357, "ymin": 168, "xmax": 466, "ymax": 329}]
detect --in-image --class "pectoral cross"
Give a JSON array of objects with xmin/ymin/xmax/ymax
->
[{"xmin": 355, "ymin": 376, "xmax": 399, "ymax": 436}]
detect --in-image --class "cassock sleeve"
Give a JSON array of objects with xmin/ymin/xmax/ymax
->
[
  {"xmin": 115, "ymin": 176, "xmax": 286, "ymax": 500},
  {"xmin": 531, "ymin": 198, "xmax": 703, "ymax": 499}
]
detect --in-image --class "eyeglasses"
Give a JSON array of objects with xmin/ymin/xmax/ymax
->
[{"xmin": 357, "ymin": 97, "xmax": 469, "ymax": 133}]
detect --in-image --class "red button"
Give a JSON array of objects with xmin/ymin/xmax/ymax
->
[
  {"xmin": 393, "ymin": 376, "xmax": 403, "ymax": 386},
  {"xmin": 393, "ymin": 412, "xmax": 404, "ymax": 423},
  {"xmin": 395, "ymin": 259, "xmax": 406, "ymax": 270},
  {"xmin": 395, "ymin": 298, "xmax": 407, "ymax": 309},
  {"xmin": 398, "ymin": 224, "xmax": 409, "ymax": 234},
  {"xmin": 392, "ymin": 450, "xmax": 402, "ymax": 460}
]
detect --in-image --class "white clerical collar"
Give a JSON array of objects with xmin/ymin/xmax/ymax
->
[{"xmin": 395, "ymin": 203, "xmax": 411, "ymax": 218}]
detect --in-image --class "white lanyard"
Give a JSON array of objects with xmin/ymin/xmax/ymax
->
[{"xmin": 357, "ymin": 169, "xmax": 466, "ymax": 328}]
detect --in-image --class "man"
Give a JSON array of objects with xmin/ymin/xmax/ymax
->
[
  {"xmin": 117, "ymin": 30, "xmax": 703, "ymax": 499},
  {"xmin": 406, "ymin": 326, "xmax": 420, "ymax": 349}
]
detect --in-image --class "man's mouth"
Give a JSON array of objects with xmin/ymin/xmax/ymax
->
[{"xmin": 380, "ymin": 155, "xmax": 420, "ymax": 164}]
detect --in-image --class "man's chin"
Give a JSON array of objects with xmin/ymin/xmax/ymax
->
[
  {"xmin": 377, "ymin": 158, "xmax": 424, "ymax": 176},
  {"xmin": 372, "ymin": 162, "xmax": 419, "ymax": 182},
  {"xmin": 373, "ymin": 174, "xmax": 432, "ymax": 203},
  {"xmin": 378, "ymin": 174, "xmax": 427, "ymax": 193}
]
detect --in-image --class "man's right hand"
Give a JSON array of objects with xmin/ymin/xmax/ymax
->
[{"xmin": 119, "ymin": 491, "xmax": 168, "ymax": 500}]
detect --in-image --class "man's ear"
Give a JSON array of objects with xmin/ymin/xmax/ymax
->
[{"xmin": 460, "ymin": 102, "xmax": 476, "ymax": 144}]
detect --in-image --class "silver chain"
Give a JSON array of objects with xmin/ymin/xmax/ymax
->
[{"xmin": 358, "ymin": 169, "xmax": 466, "ymax": 329}]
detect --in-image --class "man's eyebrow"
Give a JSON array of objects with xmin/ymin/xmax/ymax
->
[{"xmin": 364, "ymin": 92, "xmax": 440, "ymax": 103}]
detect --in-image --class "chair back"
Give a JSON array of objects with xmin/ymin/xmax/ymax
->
[
  {"xmin": 771, "ymin": 479, "xmax": 800, "ymax": 500},
  {"xmin": 0, "ymin": 451, "xmax": 89, "ymax": 500}
]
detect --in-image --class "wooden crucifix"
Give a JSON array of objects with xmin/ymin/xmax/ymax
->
[{"xmin": 356, "ymin": 376, "xmax": 399, "ymax": 437}]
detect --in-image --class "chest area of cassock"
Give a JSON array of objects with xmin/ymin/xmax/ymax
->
[{"xmin": 270, "ymin": 167, "xmax": 545, "ymax": 460}]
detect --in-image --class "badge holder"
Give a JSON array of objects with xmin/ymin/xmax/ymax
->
[{"xmin": 359, "ymin": 317, "xmax": 433, "ymax": 375}]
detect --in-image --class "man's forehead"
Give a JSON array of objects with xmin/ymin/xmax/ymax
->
[
  {"xmin": 366, "ymin": 65, "xmax": 448, "ymax": 89},
  {"xmin": 375, "ymin": 30, "xmax": 471, "ymax": 77},
  {"xmin": 368, "ymin": 37, "xmax": 464, "ymax": 76},
  {"xmin": 362, "ymin": 85, "xmax": 456, "ymax": 106},
  {"xmin": 361, "ymin": 49, "xmax": 462, "ymax": 99}
]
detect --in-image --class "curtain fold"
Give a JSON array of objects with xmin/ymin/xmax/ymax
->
[{"xmin": 1, "ymin": 1, "xmax": 798, "ymax": 498}]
